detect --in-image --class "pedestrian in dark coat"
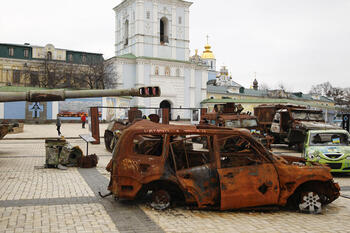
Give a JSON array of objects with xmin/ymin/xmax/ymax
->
[{"xmin": 56, "ymin": 115, "xmax": 62, "ymax": 136}]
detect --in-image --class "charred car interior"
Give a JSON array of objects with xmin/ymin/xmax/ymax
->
[{"xmin": 105, "ymin": 120, "xmax": 340, "ymax": 214}]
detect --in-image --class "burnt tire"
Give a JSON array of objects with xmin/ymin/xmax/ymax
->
[
  {"xmin": 298, "ymin": 191, "xmax": 322, "ymax": 214},
  {"xmin": 104, "ymin": 130, "xmax": 114, "ymax": 152},
  {"xmin": 150, "ymin": 189, "xmax": 171, "ymax": 210}
]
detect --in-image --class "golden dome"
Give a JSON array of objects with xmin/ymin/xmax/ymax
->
[{"xmin": 201, "ymin": 44, "xmax": 215, "ymax": 59}]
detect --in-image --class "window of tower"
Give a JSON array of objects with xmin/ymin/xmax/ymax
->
[
  {"xmin": 124, "ymin": 20, "xmax": 129, "ymax": 46},
  {"xmin": 165, "ymin": 67, "xmax": 170, "ymax": 76},
  {"xmin": 160, "ymin": 17, "xmax": 169, "ymax": 44},
  {"xmin": 47, "ymin": 51, "xmax": 52, "ymax": 60}
]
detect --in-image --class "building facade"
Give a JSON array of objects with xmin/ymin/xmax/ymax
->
[
  {"xmin": 107, "ymin": 0, "xmax": 209, "ymax": 119},
  {"xmin": 0, "ymin": 43, "xmax": 107, "ymax": 122},
  {"xmin": 0, "ymin": 43, "xmax": 103, "ymax": 88}
]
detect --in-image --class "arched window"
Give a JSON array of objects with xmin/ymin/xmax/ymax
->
[
  {"xmin": 124, "ymin": 20, "xmax": 129, "ymax": 46},
  {"xmin": 155, "ymin": 66, "xmax": 159, "ymax": 75},
  {"xmin": 160, "ymin": 17, "xmax": 169, "ymax": 44},
  {"xmin": 47, "ymin": 51, "xmax": 52, "ymax": 60}
]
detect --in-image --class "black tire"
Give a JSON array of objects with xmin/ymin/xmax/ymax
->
[
  {"xmin": 104, "ymin": 130, "xmax": 114, "ymax": 152},
  {"xmin": 150, "ymin": 189, "xmax": 171, "ymax": 210}
]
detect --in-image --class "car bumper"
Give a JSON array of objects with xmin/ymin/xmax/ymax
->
[{"xmin": 312, "ymin": 159, "xmax": 350, "ymax": 172}]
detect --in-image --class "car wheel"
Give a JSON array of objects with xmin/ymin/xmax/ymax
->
[
  {"xmin": 298, "ymin": 191, "xmax": 322, "ymax": 214},
  {"xmin": 150, "ymin": 189, "xmax": 171, "ymax": 210}
]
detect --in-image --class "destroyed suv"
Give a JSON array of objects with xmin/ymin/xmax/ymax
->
[{"xmin": 106, "ymin": 120, "xmax": 340, "ymax": 213}]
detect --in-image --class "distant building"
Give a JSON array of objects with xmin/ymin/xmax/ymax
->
[
  {"xmin": 0, "ymin": 43, "xmax": 114, "ymax": 122},
  {"xmin": 0, "ymin": 43, "xmax": 103, "ymax": 88}
]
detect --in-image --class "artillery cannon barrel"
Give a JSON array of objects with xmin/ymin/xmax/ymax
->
[{"xmin": 0, "ymin": 86, "xmax": 161, "ymax": 102}]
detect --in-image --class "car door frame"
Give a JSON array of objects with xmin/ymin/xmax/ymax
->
[
  {"xmin": 170, "ymin": 134, "xmax": 220, "ymax": 208},
  {"xmin": 214, "ymin": 132, "xmax": 281, "ymax": 210}
]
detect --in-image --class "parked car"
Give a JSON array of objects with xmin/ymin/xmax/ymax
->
[
  {"xmin": 304, "ymin": 129, "xmax": 350, "ymax": 172},
  {"xmin": 106, "ymin": 120, "xmax": 340, "ymax": 213}
]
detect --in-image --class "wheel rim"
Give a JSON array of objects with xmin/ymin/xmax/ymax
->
[
  {"xmin": 299, "ymin": 191, "xmax": 322, "ymax": 214},
  {"xmin": 150, "ymin": 190, "xmax": 171, "ymax": 210}
]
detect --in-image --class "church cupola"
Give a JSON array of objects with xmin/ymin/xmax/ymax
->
[
  {"xmin": 201, "ymin": 36, "xmax": 216, "ymax": 71},
  {"xmin": 253, "ymin": 78, "xmax": 258, "ymax": 90}
]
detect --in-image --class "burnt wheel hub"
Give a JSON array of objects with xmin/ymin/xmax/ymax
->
[
  {"xmin": 299, "ymin": 191, "xmax": 322, "ymax": 214},
  {"xmin": 150, "ymin": 189, "xmax": 171, "ymax": 210}
]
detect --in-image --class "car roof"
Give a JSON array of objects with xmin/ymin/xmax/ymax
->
[{"xmin": 124, "ymin": 120, "xmax": 250, "ymax": 135}]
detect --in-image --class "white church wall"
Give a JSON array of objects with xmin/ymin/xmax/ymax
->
[
  {"xmin": 195, "ymin": 70, "xmax": 202, "ymax": 107},
  {"xmin": 122, "ymin": 63, "xmax": 137, "ymax": 89},
  {"xmin": 184, "ymin": 68, "xmax": 191, "ymax": 108}
]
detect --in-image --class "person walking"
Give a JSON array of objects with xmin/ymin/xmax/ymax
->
[
  {"xmin": 81, "ymin": 114, "xmax": 86, "ymax": 128},
  {"xmin": 56, "ymin": 115, "xmax": 62, "ymax": 136}
]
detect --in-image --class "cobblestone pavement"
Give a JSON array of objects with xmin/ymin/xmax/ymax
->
[{"xmin": 1, "ymin": 124, "xmax": 350, "ymax": 233}]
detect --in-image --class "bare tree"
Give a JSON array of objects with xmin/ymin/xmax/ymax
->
[
  {"xmin": 20, "ymin": 57, "xmax": 115, "ymax": 90},
  {"xmin": 309, "ymin": 82, "xmax": 333, "ymax": 96},
  {"xmin": 259, "ymin": 83, "xmax": 269, "ymax": 91},
  {"xmin": 309, "ymin": 82, "xmax": 350, "ymax": 107},
  {"xmin": 73, "ymin": 61, "xmax": 115, "ymax": 89}
]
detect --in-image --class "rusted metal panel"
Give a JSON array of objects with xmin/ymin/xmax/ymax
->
[
  {"xmin": 90, "ymin": 107, "xmax": 100, "ymax": 144},
  {"xmin": 162, "ymin": 108, "xmax": 170, "ymax": 124},
  {"xmin": 218, "ymin": 163, "xmax": 280, "ymax": 210}
]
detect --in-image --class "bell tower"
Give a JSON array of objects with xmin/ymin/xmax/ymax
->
[{"xmin": 114, "ymin": 0, "xmax": 192, "ymax": 61}]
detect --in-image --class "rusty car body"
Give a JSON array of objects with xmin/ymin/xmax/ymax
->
[
  {"xmin": 254, "ymin": 104, "xmax": 340, "ymax": 149},
  {"xmin": 106, "ymin": 120, "xmax": 340, "ymax": 213},
  {"xmin": 201, "ymin": 103, "xmax": 273, "ymax": 149},
  {"xmin": 104, "ymin": 108, "xmax": 161, "ymax": 152}
]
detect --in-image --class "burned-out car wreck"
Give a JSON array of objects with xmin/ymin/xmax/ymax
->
[{"xmin": 105, "ymin": 120, "xmax": 340, "ymax": 213}]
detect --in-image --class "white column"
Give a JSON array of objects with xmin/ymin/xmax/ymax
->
[
  {"xmin": 0, "ymin": 103, "xmax": 4, "ymax": 119},
  {"xmin": 102, "ymin": 97, "xmax": 108, "ymax": 121},
  {"xmin": 184, "ymin": 8, "xmax": 190, "ymax": 61},
  {"xmin": 153, "ymin": 2, "xmax": 158, "ymax": 57},
  {"xmin": 171, "ymin": 6, "xmax": 177, "ymax": 59},
  {"xmin": 52, "ymin": 102, "xmax": 59, "ymax": 119},
  {"xmin": 136, "ymin": 0, "xmax": 144, "ymax": 57}
]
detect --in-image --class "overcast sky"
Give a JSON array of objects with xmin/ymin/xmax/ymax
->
[{"xmin": 1, "ymin": 0, "xmax": 350, "ymax": 92}]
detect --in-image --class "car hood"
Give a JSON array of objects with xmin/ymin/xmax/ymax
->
[{"xmin": 298, "ymin": 121, "xmax": 341, "ymax": 130}]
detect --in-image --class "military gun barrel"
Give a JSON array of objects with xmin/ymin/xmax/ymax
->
[{"xmin": 0, "ymin": 86, "xmax": 161, "ymax": 102}]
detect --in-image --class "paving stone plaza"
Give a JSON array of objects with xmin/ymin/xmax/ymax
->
[{"xmin": 1, "ymin": 124, "xmax": 350, "ymax": 233}]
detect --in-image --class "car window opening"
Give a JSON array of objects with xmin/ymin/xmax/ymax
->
[
  {"xmin": 218, "ymin": 136, "xmax": 265, "ymax": 168},
  {"xmin": 170, "ymin": 135, "xmax": 210, "ymax": 170},
  {"xmin": 133, "ymin": 134, "xmax": 164, "ymax": 156}
]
